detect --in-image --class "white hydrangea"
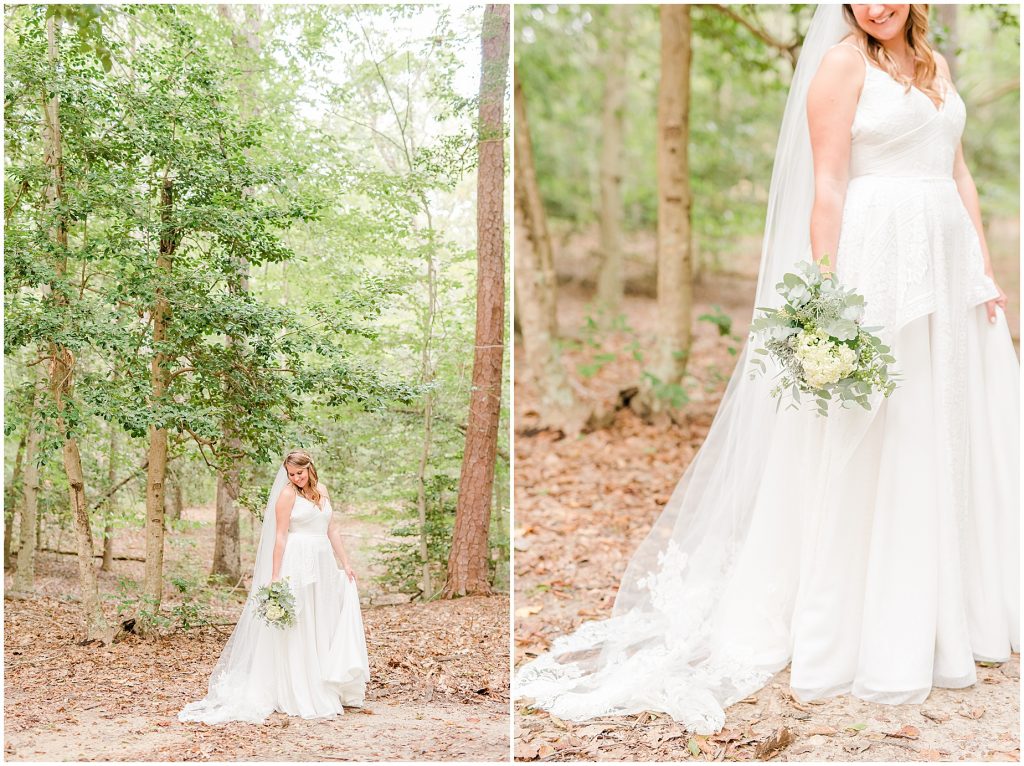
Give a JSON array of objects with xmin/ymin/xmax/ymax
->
[
  {"xmin": 794, "ymin": 329, "xmax": 858, "ymax": 389},
  {"xmin": 265, "ymin": 603, "xmax": 285, "ymax": 622}
]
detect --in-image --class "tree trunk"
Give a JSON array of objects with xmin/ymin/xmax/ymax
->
[
  {"xmin": 12, "ymin": 384, "xmax": 43, "ymax": 594},
  {"xmin": 143, "ymin": 177, "xmax": 174, "ymax": 610},
  {"xmin": 935, "ymin": 4, "xmax": 958, "ymax": 81},
  {"xmin": 635, "ymin": 5, "xmax": 693, "ymax": 420},
  {"xmin": 165, "ymin": 467, "xmax": 183, "ymax": 523},
  {"xmin": 211, "ymin": 468, "xmax": 241, "ymax": 582},
  {"xmin": 596, "ymin": 5, "xmax": 630, "ymax": 316},
  {"xmin": 5, "ymin": 426, "xmax": 27, "ymax": 569},
  {"xmin": 512, "ymin": 73, "xmax": 558, "ymax": 337},
  {"xmin": 416, "ymin": 380, "xmax": 435, "ymax": 599},
  {"xmin": 513, "ymin": 74, "xmax": 588, "ymax": 434},
  {"xmin": 209, "ymin": 2, "xmax": 259, "ymax": 588},
  {"xmin": 42, "ymin": 15, "xmax": 107, "ymax": 639},
  {"xmin": 442, "ymin": 3, "xmax": 509, "ymax": 599},
  {"xmin": 101, "ymin": 422, "xmax": 117, "ymax": 572}
]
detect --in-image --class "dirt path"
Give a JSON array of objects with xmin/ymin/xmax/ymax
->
[
  {"xmin": 4, "ymin": 504, "xmax": 510, "ymax": 762},
  {"xmin": 513, "ymin": 281, "xmax": 1019, "ymax": 762},
  {"xmin": 6, "ymin": 699, "xmax": 507, "ymax": 762}
]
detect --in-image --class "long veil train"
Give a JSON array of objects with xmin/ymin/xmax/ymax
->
[{"xmin": 513, "ymin": 5, "xmax": 884, "ymax": 734}]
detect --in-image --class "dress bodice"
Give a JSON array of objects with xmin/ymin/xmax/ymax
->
[
  {"xmin": 842, "ymin": 46, "xmax": 965, "ymax": 179},
  {"xmin": 288, "ymin": 494, "xmax": 332, "ymax": 536}
]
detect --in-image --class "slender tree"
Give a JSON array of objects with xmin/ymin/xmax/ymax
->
[
  {"xmin": 210, "ymin": 3, "xmax": 263, "ymax": 585},
  {"xmin": 142, "ymin": 177, "xmax": 175, "ymax": 608},
  {"xmin": 41, "ymin": 14, "xmax": 108, "ymax": 638},
  {"xmin": 596, "ymin": 6, "xmax": 630, "ymax": 317},
  {"xmin": 513, "ymin": 74, "xmax": 589, "ymax": 434},
  {"xmin": 442, "ymin": 3, "xmax": 510, "ymax": 598},
  {"xmin": 635, "ymin": 5, "xmax": 694, "ymax": 420}
]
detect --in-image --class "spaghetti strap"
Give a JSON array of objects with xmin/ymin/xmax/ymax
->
[{"xmin": 832, "ymin": 40, "xmax": 870, "ymax": 65}]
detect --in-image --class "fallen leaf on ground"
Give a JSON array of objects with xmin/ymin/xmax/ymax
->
[
  {"xmin": 914, "ymin": 748, "xmax": 951, "ymax": 761},
  {"xmin": 984, "ymin": 750, "xmax": 1021, "ymax": 762},
  {"xmin": 754, "ymin": 726, "xmax": 793, "ymax": 760},
  {"xmin": 515, "ymin": 605, "xmax": 544, "ymax": 619},
  {"xmin": 806, "ymin": 725, "xmax": 837, "ymax": 736}
]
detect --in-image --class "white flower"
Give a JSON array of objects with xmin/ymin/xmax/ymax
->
[
  {"xmin": 265, "ymin": 603, "xmax": 285, "ymax": 621},
  {"xmin": 794, "ymin": 329, "xmax": 858, "ymax": 388}
]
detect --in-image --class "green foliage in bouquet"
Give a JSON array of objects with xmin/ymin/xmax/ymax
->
[
  {"xmin": 254, "ymin": 578, "xmax": 297, "ymax": 629},
  {"xmin": 748, "ymin": 257, "xmax": 898, "ymax": 416}
]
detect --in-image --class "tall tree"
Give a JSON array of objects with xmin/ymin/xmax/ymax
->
[
  {"xmin": 143, "ymin": 177, "xmax": 175, "ymax": 608},
  {"xmin": 635, "ymin": 5, "xmax": 694, "ymax": 419},
  {"xmin": 596, "ymin": 5, "xmax": 630, "ymax": 317},
  {"xmin": 442, "ymin": 3, "xmax": 509, "ymax": 598},
  {"xmin": 41, "ymin": 14, "xmax": 108, "ymax": 638},
  {"xmin": 513, "ymin": 74, "xmax": 588, "ymax": 434},
  {"xmin": 210, "ymin": 3, "xmax": 263, "ymax": 585}
]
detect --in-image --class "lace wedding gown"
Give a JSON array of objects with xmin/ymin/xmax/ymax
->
[
  {"xmin": 514, "ymin": 40, "xmax": 1019, "ymax": 734},
  {"xmin": 179, "ymin": 493, "xmax": 370, "ymax": 724}
]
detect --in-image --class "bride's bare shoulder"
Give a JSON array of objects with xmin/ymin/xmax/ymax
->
[
  {"xmin": 275, "ymin": 482, "xmax": 297, "ymax": 513},
  {"xmin": 809, "ymin": 42, "xmax": 865, "ymax": 107},
  {"xmin": 818, "ymin": 38, "xmax": 867, "ymax": 73}
]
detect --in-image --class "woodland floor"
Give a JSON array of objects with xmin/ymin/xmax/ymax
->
[
  {"xmin": 513, "ymin": 261, "xmax": 1021, "ymax": 762},
  {"xmin": 4, "ymin": 504, "xmax": 509, "ymax": 762}
]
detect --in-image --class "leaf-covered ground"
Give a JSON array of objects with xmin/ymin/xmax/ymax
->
[
  {"xmin": 513, "ymin": 272, "xmax": 1020, "ymax": 762},
  {"xmin": 4, "ymin": 505, "xmax": 509, "ymax": 762}
]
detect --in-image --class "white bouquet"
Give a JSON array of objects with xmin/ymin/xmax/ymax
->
[
  {"xmin": 749, "ymin": 256, "xmax": 898, "ymax": 415},
  {"xmin": 253, "ymin": 577, "xmax": 297, "ymax": 629}
]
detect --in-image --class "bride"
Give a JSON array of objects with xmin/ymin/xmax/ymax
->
[
  {"xmin": 180, "ymin": 450, "xmax": 370, "ymax": 724},
  {"xmin": 514, "ymin": 3, "xmax": 1019, "ymax": 735}
]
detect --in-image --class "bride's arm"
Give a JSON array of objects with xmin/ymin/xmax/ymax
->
[
  {"xmin": 270, "ymin": 485, "xmax": 295, "ymax": 582},
  {"xmin": 938, "ymin": 52, "xmax": 1009, "ymax": 323},
  {"xmin": 806, "ymin": 45, "xmax": 864, "ymax": 273},
  {"xmin": 322, "ymin": 485, "xmax": 356, "ymax": 581}
]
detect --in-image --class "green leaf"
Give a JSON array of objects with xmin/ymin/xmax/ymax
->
[{"xmin": 687, "ymin": 738, "xmax": 701, "ymax": 757}]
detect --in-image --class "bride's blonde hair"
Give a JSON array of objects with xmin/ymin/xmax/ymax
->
[
  {"xmin": 283, "ymin": 449, "xmax": 321, "ymax": 505},
  {"xmin": 843, "ymin": 4, "xmax": 942, "ymax": 106}
]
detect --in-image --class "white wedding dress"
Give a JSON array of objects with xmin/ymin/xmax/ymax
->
[
  {"xmin": 514, "ymin": 10, "xmax": 1019, "ymax": 735},
  {"xmin": 180, "ymin": 483, "xmax": 370, "ymax": 724}
]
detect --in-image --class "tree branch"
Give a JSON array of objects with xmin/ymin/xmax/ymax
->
[
  {"xmin": 710, "ymin": 4, "xmax": 799, "ymax": 67},
  {"xmin": 973, "ymin": 78, "xmax": 1020, "ymax": 107}
]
